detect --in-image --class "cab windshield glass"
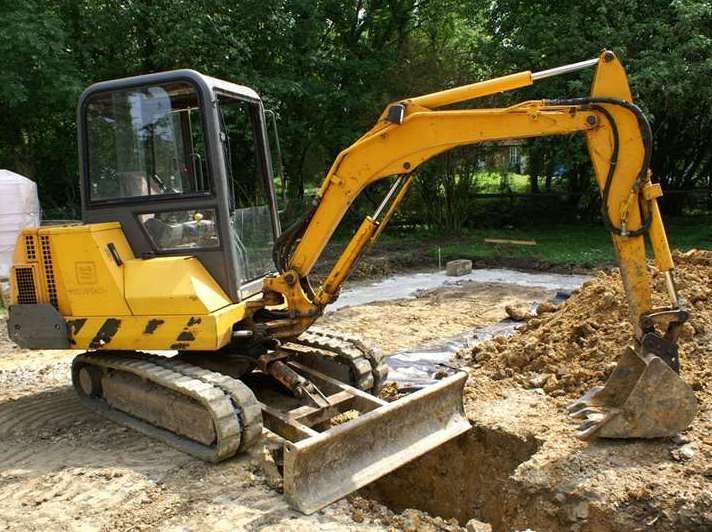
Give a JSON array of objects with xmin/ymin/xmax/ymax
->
[
  {"xmin": 85, "ymin": 81, "xmax": 209, "ymax": 201},
  {"xmin": 218, "ymin": 94, "xmax": 276, "ymax": 283}
]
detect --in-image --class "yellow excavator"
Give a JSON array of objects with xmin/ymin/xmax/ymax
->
[{"xmin": 6, "ymin": 50, "xmax": 696, "ymax": 513}]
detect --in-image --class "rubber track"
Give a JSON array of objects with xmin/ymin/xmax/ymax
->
[
  {"xmin": 72, "ymin": 351, "xmax": 262, "ymax": 462},
  {"xmin": 283, "ymin": 327, "xmax": 389, "ymax": 393},
  {"xmin": 128, "ymin": 352, "xmax": 263, "ymax": 452}
]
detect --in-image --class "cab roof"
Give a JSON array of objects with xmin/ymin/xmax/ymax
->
[{"xmin": 78, "ymin": 69, "xmax": 261, "ymax": 109}]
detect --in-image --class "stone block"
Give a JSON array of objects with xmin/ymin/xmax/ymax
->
[{"xmin": 446, "ymin": 259, "xmax": 472, "ymax": 277}]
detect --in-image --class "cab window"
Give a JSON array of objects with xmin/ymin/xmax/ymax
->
[
  {"xmin": 217, "ymin": 94, "xmax": 276, "ymax": 283},
  {"xmin": 139, "ymin": 209, "xmax": 219, "ymax": 250},
  {"xmin": 85, "ymin": 82, "xmax": 209, "ymax": 201}
]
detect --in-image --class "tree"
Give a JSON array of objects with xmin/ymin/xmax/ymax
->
[
  {"xmin": 0, "ymin": 0, "xmax": 83, "ymax": 216},
  {"xmin": 2, "ymin": 0, "xmax": 709, "ymax": 224},
  {"xmin": 487, "ymin": 0, "xmax": 712, "ymax": 213}
]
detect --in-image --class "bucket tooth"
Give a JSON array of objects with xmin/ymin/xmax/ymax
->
[{"xmin": 569, "ymin": 345, "xmax": 697, "ymax": 440}]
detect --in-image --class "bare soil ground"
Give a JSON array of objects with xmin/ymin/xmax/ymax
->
[
  {"xmin": 365, "ymin": 250, "xmax": 712, "ymax": 531},
  {"xmin": 318, "ymin": 281, "xmax": 550, "ymax": 353},
  {"xmin": 0, "ymin": 277, "xmax": 544, "ymax": 530},
  {"xmin": 2, "ymin": 251, "xmax": 709, "ymax": 531},
  {"xmin": 0, "ymin": 342, "xmax": 376, "ymax": 531}
]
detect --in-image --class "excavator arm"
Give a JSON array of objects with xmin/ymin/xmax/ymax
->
[
  {"xmin": 265, "ymin": 50, "xmax": 671, "ymax": 334},
  {"xmin": 263, "ymin": 49, "xmax": 697, "ymax": 440}
]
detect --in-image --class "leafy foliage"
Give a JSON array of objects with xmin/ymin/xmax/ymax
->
[
  {"xmin": 0, "ymin": 0, "xmax": 710, "ymax": 223},
  {"xmin": 487, "ymin": 0, "xmax": 712, "ymax": 211}
]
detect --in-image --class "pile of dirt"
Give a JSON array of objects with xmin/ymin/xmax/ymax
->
[
  {"xmin": 370, "ymin": 251, "xmax": 711, "ymax": 531},
  {"xmin": 463, "ymin": 249, "xmax": 712, "ymax": 402}
]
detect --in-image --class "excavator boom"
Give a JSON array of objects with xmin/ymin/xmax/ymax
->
[{"xmin": 264, "ymin": 49, "xmax": 696, "ymax": 440}]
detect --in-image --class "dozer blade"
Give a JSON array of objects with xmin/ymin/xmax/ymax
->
[
  {"xmin": 283, "ymin": 371, "xmax": 469, "ymax": 514},
  {"xmin": 568, "ymin": 337, "xmax": 697, "ymax": 440}
]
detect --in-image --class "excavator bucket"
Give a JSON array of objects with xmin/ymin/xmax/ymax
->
[
  {"xmin": 568, "ymin": 341, "xmax": 697, "ymax": 440},
  {"xmin": 277, "ymin": 368, "xmax": 470, "ymax": 514}
]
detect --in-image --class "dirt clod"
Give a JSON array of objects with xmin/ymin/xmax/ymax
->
[
  {"xmin": 465, "ymin": 518, "xmax": 492, "ymax": 532},
  {"xmin": 379, "ymin": 381, "xmax": 404, "ymax": 402},
  {"xmin": 331, "ymin": 409, "xmax": 360, "ymax": 426},
  {"xmin": 535, "ymin": 301, "xmax": 558, "ymax": 315},
  {"xmin": 349, "ymin": 496, "xmax": 470, "ymax": 531},
  {"xmin": 671, "ymin": 443, "xmax": 697, "ymax": 462},
  {"xmin": 505, "ymin": 304, "xmax": 531, "ymax": 321}
]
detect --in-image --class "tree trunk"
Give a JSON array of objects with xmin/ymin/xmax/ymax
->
[{"xmin": 530, "ymin": 174, "xmax": 539, "ymax": 193}]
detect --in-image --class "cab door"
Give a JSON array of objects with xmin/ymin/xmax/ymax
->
[{"xmin": 215, "ymin": 92, "xmax": 281, "ymax": 299}]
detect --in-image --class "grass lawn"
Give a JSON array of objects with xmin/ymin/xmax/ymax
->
[
  {"xmin": 473, "ymin": 171, "xmax": 531, "ymax": 193},
  {"xmin": 374, "ymin": 215, "xmax": 712, "ymax": 268}
]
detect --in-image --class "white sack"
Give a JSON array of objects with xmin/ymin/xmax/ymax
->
[{"xmin": 0, "ymin": 170, "xmax": 41, "ymax": 279}]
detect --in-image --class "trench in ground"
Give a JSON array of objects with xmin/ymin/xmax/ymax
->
[
  {"xmin": 362, "ymin": 423, "xmax": 542, "ymax": 530},
  {"xmin": 335, "ymin": 268, "xmax": 593, "ymax": 530}
]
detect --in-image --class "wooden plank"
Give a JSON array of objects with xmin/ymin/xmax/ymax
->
[{"xmin": 484, "ymin": 238, "xmax": 537, "ymax": 246}]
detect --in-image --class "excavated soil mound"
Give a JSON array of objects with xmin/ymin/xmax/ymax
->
[{"xmin": 464, "ymin": 249, "xmax": 711, "ymax": 402}]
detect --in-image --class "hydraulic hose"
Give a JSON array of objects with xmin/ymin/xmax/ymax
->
[{"xmin": 544, "ymin": 97, "xmax": 654, "ymax": 238}]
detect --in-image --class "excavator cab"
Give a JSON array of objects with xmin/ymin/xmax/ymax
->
[{"xmin": 78, "ymin": 71, "xmax": 281, "ymax": 302}]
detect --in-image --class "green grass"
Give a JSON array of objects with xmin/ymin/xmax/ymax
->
[
  {"xmin": 374, "ymin": 215, "xmax": 712, "ymax": 268},
  {"xmin": 474, "ymin": 171, "xmax": 531, "ymax": 193},
  {"xmin": 432, "ymin": 225, "xmax": 614, "ymax": 266}
]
